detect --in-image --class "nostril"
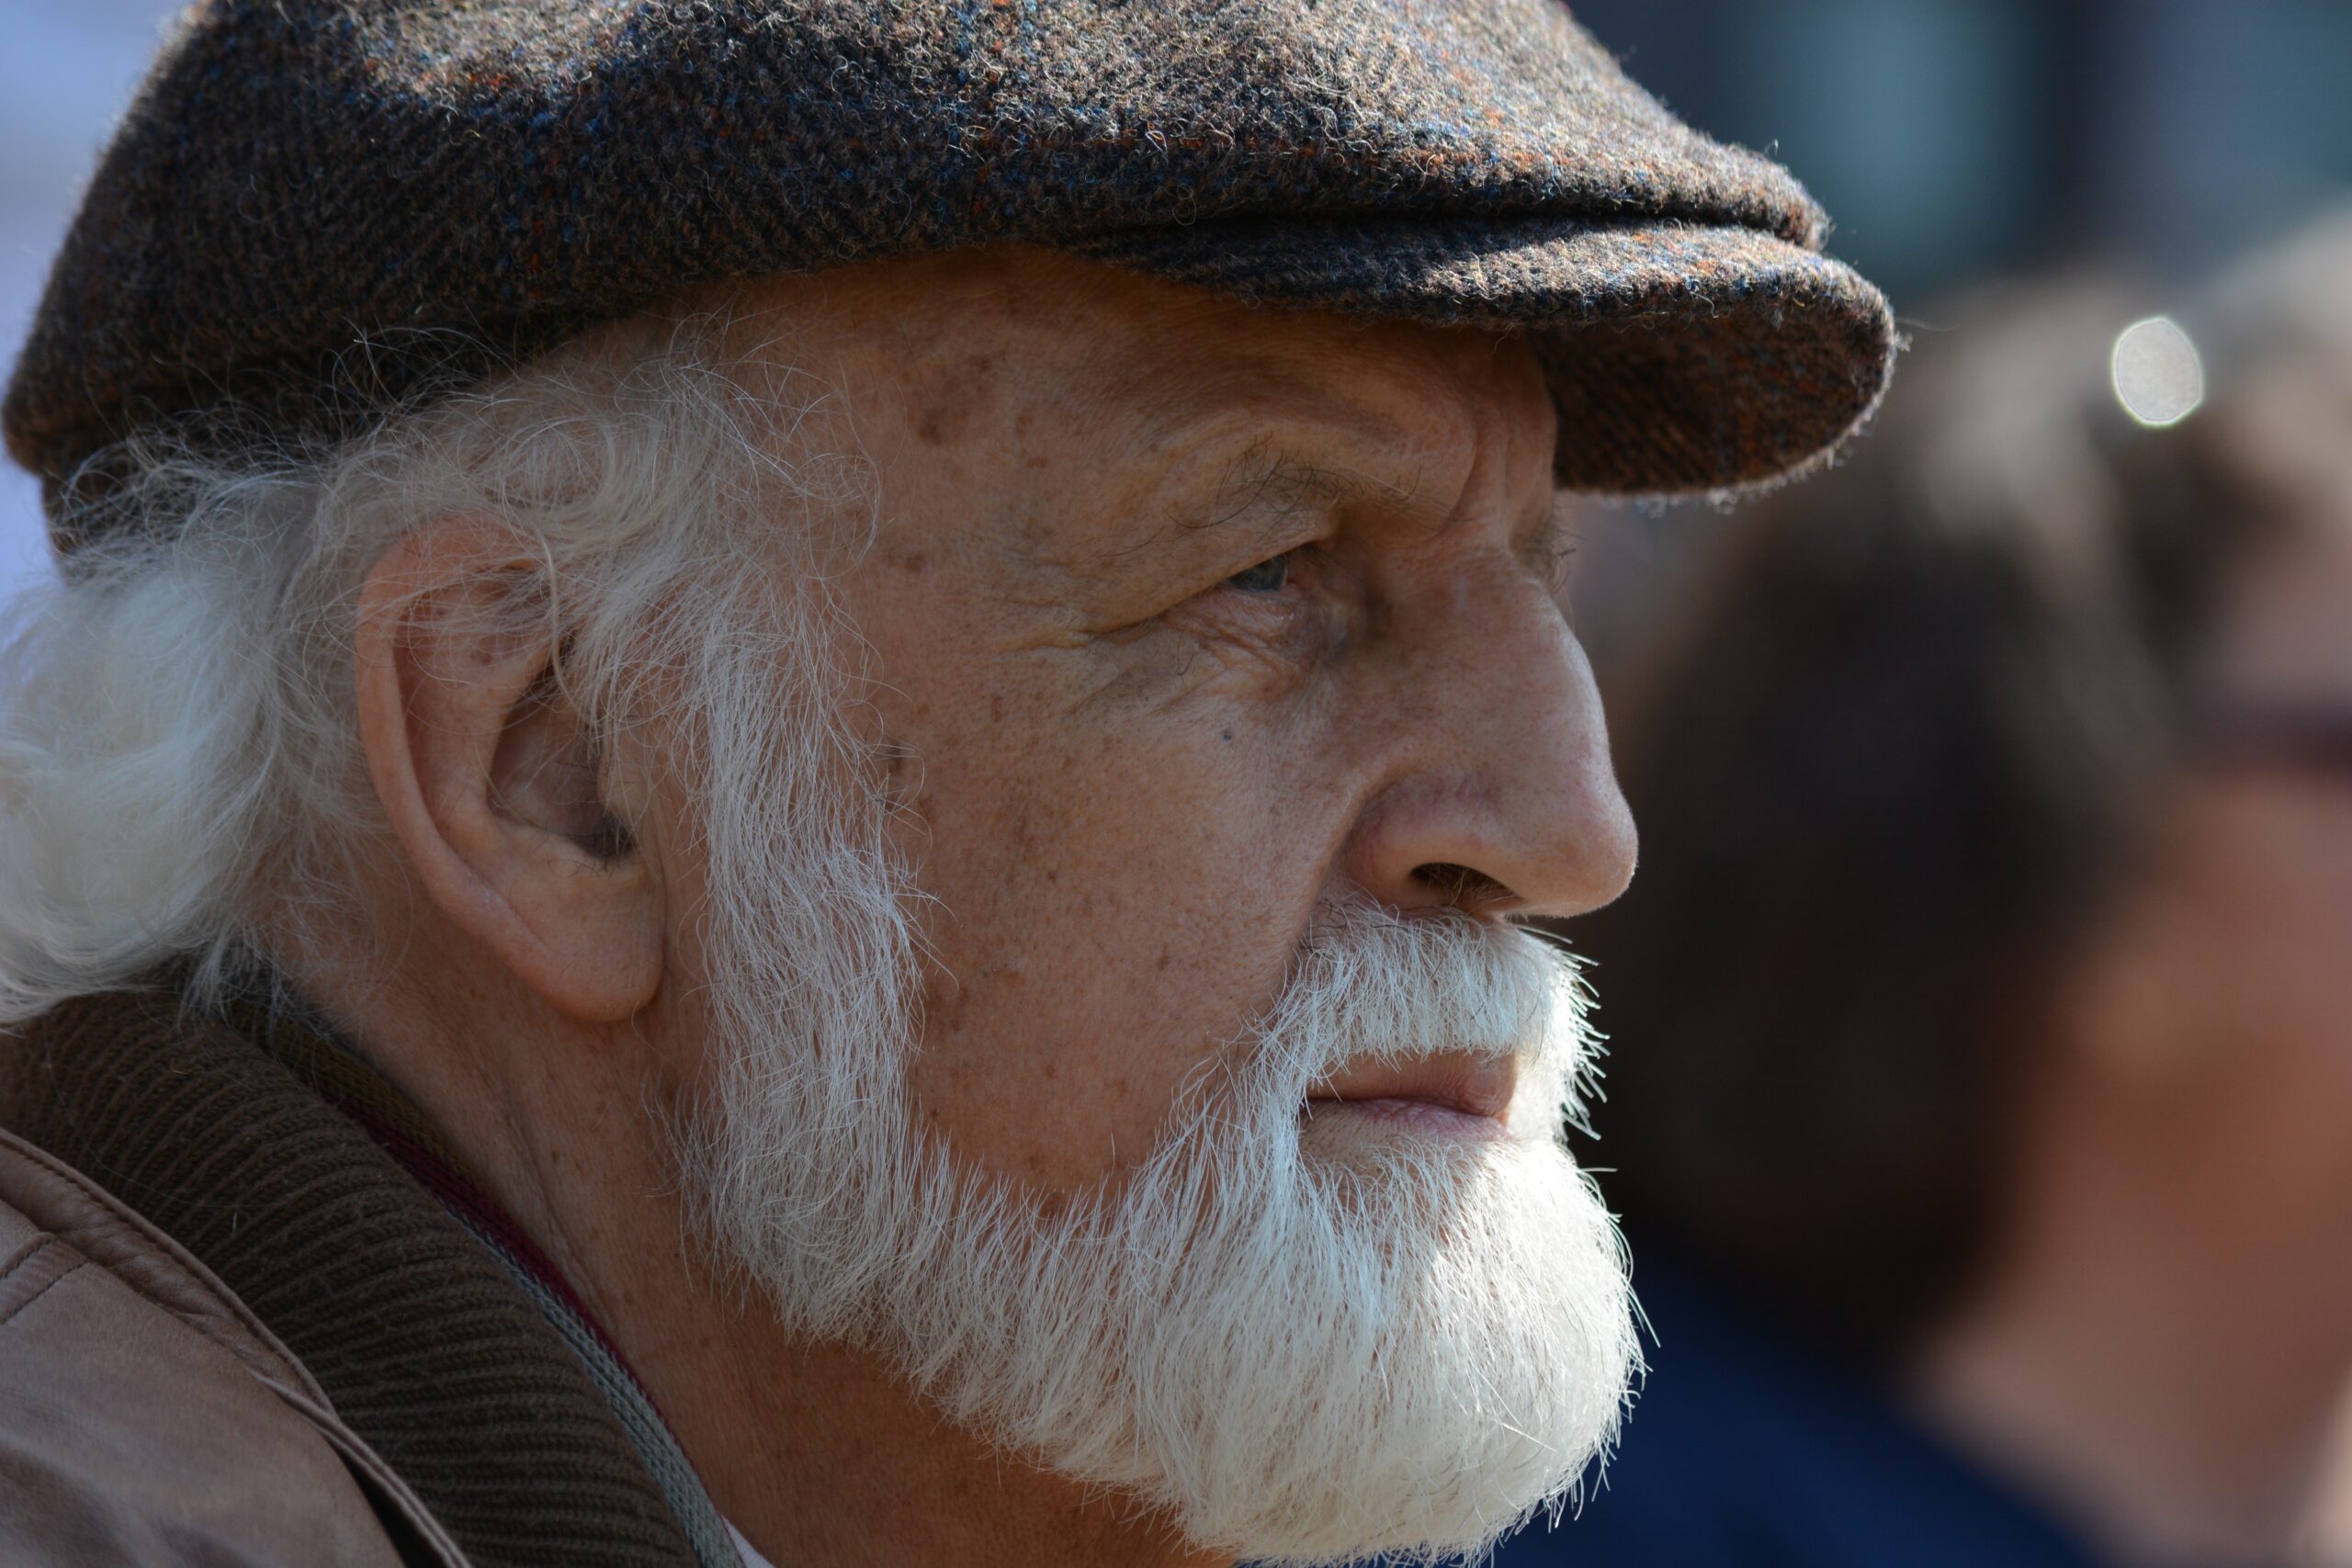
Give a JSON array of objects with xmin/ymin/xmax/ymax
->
[{"xmin": 1411, "ymin": 862, "xmax": 1514, "ymax": 908}]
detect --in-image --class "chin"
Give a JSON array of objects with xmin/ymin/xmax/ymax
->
[
  {"xmin": 695, "ymin": 866, "xmax": 1633, "ymax": 1562},
  {"xmin": 858, "ymin": 1091, "xmax": 1639, "ymax": 1566},
  {"xmin": 1151, "ymin": 1126, "xmax": 1637, "ymax": 1563}
]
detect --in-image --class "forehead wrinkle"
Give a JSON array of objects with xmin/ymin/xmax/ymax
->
[
  {"xmin": 1419, "ymin": 350, "xmax": 1557, "ymax": 539},
  {"xmin": 1147, "ymin": 372, "xmax": 1459, "ymax": 519},
  {"xmin": 1080, "ymin": 315, "xmax": 1442, "ymax": 452},
  {"xmin": 1036, "ymin": 311, "xmax": 1525, "ymax": 571},
  {"xmin": 1072, "ymin": 430, "xmax": 1442, "ymax": 582}
]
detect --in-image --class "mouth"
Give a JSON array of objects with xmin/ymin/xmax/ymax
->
[{"xmin": 1301, "ymin": 1052, "xmax": 1517, "ymax": 1142}]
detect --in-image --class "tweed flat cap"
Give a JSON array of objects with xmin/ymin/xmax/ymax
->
[{"xmin": 5, "ymin": 0, "xmax": 1894, "ymax": 536}]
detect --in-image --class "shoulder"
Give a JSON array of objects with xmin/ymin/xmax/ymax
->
[
  {"xmin": 0, "ymin": 1129, "xmax": 461, "ymax": 1567},
  {"xmin": 1491, "ymin": 1262, "xmax": 1818, "ymax": 1567},
  {"xmin": 1490, "ymin": 1259, "xmax": 2098, "ymax": 1568}
]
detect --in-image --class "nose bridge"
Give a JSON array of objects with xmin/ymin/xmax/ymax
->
[
  {"xmin": 1453, "ymin": 578, "xmax": 1617, "ymax": 826},
  {"xmin": 1352, "ymin": 564, "xmax": 1635, "ymax": 919}
]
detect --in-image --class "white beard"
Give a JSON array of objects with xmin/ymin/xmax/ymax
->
[{"xmin": 681, "ymin": 739, "xmax": 1636, "ymax": 1564}]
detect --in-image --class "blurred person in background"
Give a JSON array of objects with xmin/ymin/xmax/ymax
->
[{"xmin": 1497, "ymin": 212, "xmax": 2352, "ymax": 1568}]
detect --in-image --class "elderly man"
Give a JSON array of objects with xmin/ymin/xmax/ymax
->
[{"xmin": 0, "ymin": 4, "xmax": 1889, "ymax": 1565}]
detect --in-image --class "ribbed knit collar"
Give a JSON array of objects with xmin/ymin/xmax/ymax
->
[
  {"xmin": 0, "ymin": 985, "xmax": 709, "ymax": 1568},
  {"xmin": 286, "ymin": 1018, "xmax": 746, "ymax": 1568}
]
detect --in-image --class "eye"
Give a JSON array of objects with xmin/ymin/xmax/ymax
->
[{"xmin": 1225, "ymin": 552, "xmax": 1293, "ymax": 592}]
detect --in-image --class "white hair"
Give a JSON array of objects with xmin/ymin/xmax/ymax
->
[
  {"xmin": 0, "ymin": 309, "xmax": 855, "ymax": 1020},
  {"xmin": 2, "ymin": 305, "xmax": 1637, "ymax": 1562},
  {"xmin": 684, "ymin": 709, "xmax": 1639, "ymax": 1563}
]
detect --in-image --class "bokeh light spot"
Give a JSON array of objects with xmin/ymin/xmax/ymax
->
[{"xmin": 2110, "ymin": 316, "xmax": 2207, "ymax": 427}]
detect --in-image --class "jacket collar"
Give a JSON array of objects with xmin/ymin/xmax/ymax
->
[{"xmin": 1, "ymin": 984, "xmax": 710, "ymax": 1568}]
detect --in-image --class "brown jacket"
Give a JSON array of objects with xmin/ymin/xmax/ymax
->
[
  {"xmin": 0, "ymin": 1128, "xmax": 462, "ymax": 1565},
  {"xmin": 0, "ymin": 990, "xmax": 710, "ymax": 1568}
]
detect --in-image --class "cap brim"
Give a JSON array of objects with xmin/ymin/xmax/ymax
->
[{"xmin": 1077, "ymin": 216, "xmax": 1896, "ymax": 497}]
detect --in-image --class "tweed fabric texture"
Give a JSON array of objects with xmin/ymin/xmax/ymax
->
[
  {"xmin": 5, "ymin": 0, "xmax": 1894, "ymax": 529},
  {"xmin": 0, "ymin": 988, "xmax": 703, "ymax": 1568}
]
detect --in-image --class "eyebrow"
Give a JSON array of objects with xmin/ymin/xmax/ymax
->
[{"xmin": 1171, "ymin": 441, "xmax": 1417, "ymax": 537}]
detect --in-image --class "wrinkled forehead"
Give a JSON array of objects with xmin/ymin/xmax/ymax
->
[{"xmin": 724, "ymin": 247, "xmax": 1559, "ymax": 491}]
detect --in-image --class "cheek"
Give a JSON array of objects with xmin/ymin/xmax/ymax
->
[{"xmin": 889, "ymin": 682, "xmax": 1334, "ymax": 1194}]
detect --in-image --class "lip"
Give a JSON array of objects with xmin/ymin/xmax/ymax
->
[{"xmin": 1302, "ymin": 1052, "xmax": 1517, "ymax": 1139}]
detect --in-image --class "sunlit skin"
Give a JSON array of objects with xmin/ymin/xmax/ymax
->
[
  {"xmin": 813, "ymin": 253, "xmax": 1633, "ymax": 1190},
  {"xmin": 294, "ymin": 249, "xmax": 1635, "ymax": 1567},
  {"xmin": 1917, "ymin": 468, "xmax": 2352, "ymax": 1565}
]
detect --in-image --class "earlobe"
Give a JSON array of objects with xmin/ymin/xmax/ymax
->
[{"xmin": 354, "ymin": 520, "xmax": 665, "ymax": 1023}]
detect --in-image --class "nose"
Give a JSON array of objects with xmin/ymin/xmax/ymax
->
[{"xmin": 1340, "ymin": 582, "xmax": 1636, "ymax": 920}]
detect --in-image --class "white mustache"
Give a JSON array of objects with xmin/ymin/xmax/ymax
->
[{"xmin": 1236, "ymin": 896, "xmax": 1596, "ymax": 1140}]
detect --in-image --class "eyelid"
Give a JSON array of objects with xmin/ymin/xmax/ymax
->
[
  {"xmin": 1204, "ymin": 531, "xmax": 1323, "ymax": 600},
  {"xmin": 1519, "ymin": 504, "xmax": 1580, "ymax": 589},
  {"xmin": 1226, "ymin": 548, "xmax": 1294, "ymax": 588}
]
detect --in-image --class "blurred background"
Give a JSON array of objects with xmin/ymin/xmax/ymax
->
[
  {"xmin": 1577, "ymin": 0, "xmax": 2352, "ymax": 307},
  {"xmin": 8, "ymin": 0, "xmax": 2352, "ymax": 583},
  {"xmin": 1566, "ymin": 0, "xmax": 2352, "ymax": 674},
  {"xmin": 1523, "ymin": 7, "xmax": 2352, "ymax": 1568}
]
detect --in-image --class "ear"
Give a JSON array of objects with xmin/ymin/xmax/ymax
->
[{"xmin": 354, "ymin": 518, "xmax": 663, "ymax": 1022}]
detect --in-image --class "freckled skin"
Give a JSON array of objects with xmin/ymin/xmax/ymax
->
[
  {"xmin": 319, "ymin": 246, "xmax": 1638, "ymax": 1568},
  {"xmin": 748, "ymin": 249, "xmax": 1638, "ymax": 1193}
]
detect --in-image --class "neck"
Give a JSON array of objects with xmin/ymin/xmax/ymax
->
[
  {"xmin": 298, "ymin": 952, "xmax": 1223, "ymax": 1568},
  {"xmin": 625, "ymin": 1330, "xmax": 1224, "ymax": 1568},
  {"xmin": 1912, "ymin": 1081, "xmax": 2352, "ymax": 1566}
]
